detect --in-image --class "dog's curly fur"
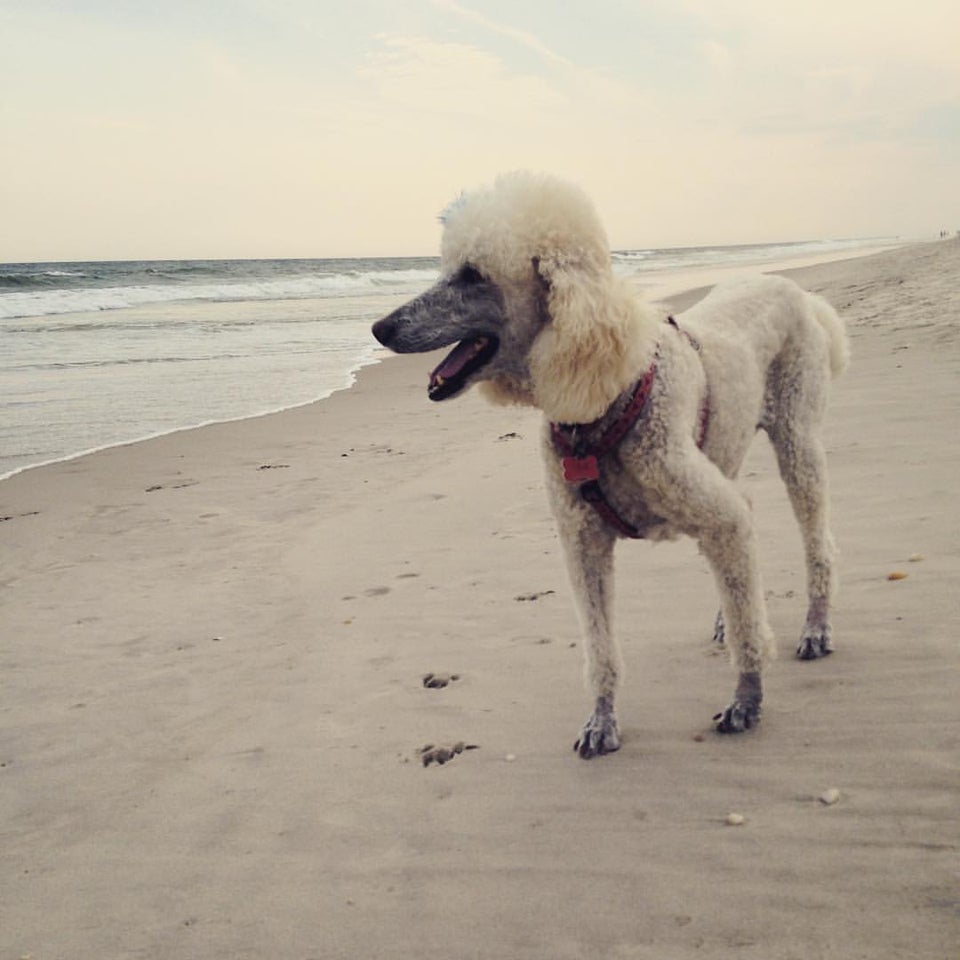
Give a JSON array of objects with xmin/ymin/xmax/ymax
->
[{"xmin": 373, "ymin": 171, "xmax": 848, "ymax": 758}]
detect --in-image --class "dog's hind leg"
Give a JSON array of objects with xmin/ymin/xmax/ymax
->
[
  {"xmin": 555, "ymin": 516, "xmax": 622, "ymax": 758},
  {"xmin": 768, "ymin": 424, "xmax": 837, "ymax": 659}
]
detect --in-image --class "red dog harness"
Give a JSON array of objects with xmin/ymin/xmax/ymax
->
[{"xmin": 549, "ymin": 318, "xmax": 709, "ymax": 539}]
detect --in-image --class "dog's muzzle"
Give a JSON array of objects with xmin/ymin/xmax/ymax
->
[{"xmin": 371, "ymin": 283, "xmax": 503, "ymax": 401}]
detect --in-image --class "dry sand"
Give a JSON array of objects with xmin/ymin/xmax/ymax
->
[{"xmin": 2, "ymin": 241, "xmax": 958, "ymax": 959}]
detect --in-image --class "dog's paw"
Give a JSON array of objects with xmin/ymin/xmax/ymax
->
[
  {"xmin": 796, "ymin": 625, "xmax": 833, "ymax": 660},
  {"xmin": 713, "ymin": 699, "xmax": 761, "ymax": 734},
  {"xmin": 573, "ymin": 699, "xmax": 621, "ymax": 759},
  {"xmin": 712, "ymin": 610, "xmax": 726, "ymax": 646}
]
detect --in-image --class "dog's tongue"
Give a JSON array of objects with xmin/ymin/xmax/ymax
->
[{"xmin": 431, "ymin": 337, "xmax": 487, "ymax": 384}]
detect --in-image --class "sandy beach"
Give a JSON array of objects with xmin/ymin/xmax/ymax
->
[{"xmin": 2, "ymin": 240, "xmax": 958, "ymax": 958}]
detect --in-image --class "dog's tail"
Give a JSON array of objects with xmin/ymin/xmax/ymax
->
[{"xmin": 808, "ymin": 292, "xmax": 850, "ymax": 377}]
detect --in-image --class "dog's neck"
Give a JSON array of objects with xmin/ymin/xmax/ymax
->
[
  {"xmin": 527, "ymin": 278, "xmax": 660, "ymax": 423},
  {"xmin": 555, "ymin": 369, "xmax": 653, "ymax": 435}
]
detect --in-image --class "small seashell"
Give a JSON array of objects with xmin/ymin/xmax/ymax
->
[
  {"xmin": 908, "ymin": 553, "xmax": 924, "ymax": 562},
  {"xmin": 887, "ymin": 571, "xmax": 908, "ymax": 581},
  {"xmin": 725, "ymin": 813, "xmax": 745, "ymax": 826},
  {"xmin": 819, "ymin": 788, "xmax": 841, "ymax": 806}
]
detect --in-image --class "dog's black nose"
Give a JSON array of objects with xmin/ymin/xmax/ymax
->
[{"xmin": 371, "ymin": 316, "xmax": 396, "ymax": 347}]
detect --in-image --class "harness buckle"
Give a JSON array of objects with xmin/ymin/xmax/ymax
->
[{"xmin": 562, "ymin": 455, "xmax": 600, "ymax": 483}]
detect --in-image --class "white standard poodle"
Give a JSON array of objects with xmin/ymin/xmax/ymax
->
[{"xmin": 372, "ymin": 171, "xmax": 849, "ymax": 759}]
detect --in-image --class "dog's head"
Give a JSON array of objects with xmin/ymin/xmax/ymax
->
[{"xmin": 372, "ymin": 172, "xmax": 654, "ymax": 422}]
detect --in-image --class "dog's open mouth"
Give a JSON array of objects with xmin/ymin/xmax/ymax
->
[{"xmin": 428, "ymin": 335, "xmax": 499, "ymax": 401}]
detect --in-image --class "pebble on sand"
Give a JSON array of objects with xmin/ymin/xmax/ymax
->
[{"xmin": 819, "ymin": 788, "xmax": 842, "ymax": 806}]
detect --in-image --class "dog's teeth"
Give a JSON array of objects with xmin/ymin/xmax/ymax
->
[{"xmin": 434, "ymin": 375, "xmax": 445, "ymax": 386}]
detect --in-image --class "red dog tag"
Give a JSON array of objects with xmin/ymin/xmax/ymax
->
[{"xmin": 562, "ymin": 455, "xmax": 599, "ymax": 483}]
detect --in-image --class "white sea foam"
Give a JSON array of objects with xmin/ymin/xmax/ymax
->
[{"xmin": 0, "ymin": 267, "xmax": 438, "ymax": 320}]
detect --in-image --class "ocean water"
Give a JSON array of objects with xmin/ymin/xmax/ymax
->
[{"xmin": 0, "ymin": 239, "xmax": 898, "ymax": 479}]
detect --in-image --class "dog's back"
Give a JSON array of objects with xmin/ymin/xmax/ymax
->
[{"xmin": 679, "ymin": 274, "xmax": 848, "ymax": 383}]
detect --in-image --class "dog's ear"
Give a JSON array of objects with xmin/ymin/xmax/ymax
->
[{"xmin": 528, "ymin": 253, "xmax": 646, "ymax": 422}]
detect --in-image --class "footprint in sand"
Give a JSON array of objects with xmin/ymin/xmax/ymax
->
[
  {"xmin": 0, "ymin": 511, "xmax": 40, "ymax": 523},
  {"xmin": 422, "ymin": 672, "xmax": 460, "ymax": 689},
  {"xmin": 145, "ymin": 480, "xmax": 197, "ymax": 492},
  {"xmin": 418, "ymin": 741, "xmax": 479, "ymax": 767}
]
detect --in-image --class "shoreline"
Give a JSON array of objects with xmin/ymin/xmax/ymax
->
[
  {"xmin": 0, "ymin": 239, "xmax": 917, "ymax": 485},
  {"xmin": 0, "ymin": 349, "xmax": 388, "ymax": 484}
]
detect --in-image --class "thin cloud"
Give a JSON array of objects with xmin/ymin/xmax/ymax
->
[{"xmin": 430, "ymin": 0, "xmax": 572, "ymax": 67}]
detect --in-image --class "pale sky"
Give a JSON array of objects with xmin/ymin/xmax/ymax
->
[{"xmin": 2, "ymin": 0, "xmax": 958, "ymax": 261}]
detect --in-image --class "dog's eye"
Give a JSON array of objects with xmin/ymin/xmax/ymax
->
[{"xmin": 458, "ymin": 264, "xmax": 484, "ymax": 285}]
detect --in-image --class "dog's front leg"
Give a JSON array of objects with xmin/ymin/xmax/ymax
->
[
  {"xmin": 555, "ymin": 514, "xmax": 621, "ymax": 758},
  {"xmin": 663, "ymin": 463, "xmax": 774, "ymax": 733},
  {"xmin": 698, "ymin": 508, "xmax": 773, "ymax": 734}
]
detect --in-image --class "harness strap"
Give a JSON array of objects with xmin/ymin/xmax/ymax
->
[
  {"xmin": 549, "ymin": 317, "xmax": 711, "ymax": 539},
  {"xmin": 550, "ymin": 359, "xmax": 658, "ymax": 475},
  {"xmin": 579, "ymin": 480, "xmax": 651, "ymax": 539},
  {"xmin": 583, "ymin": 360, "xmax": 658, "ymax": 457},
  {"xmin": 550, "ymin": 356, "xmax": 658, "ymax": 540}
]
